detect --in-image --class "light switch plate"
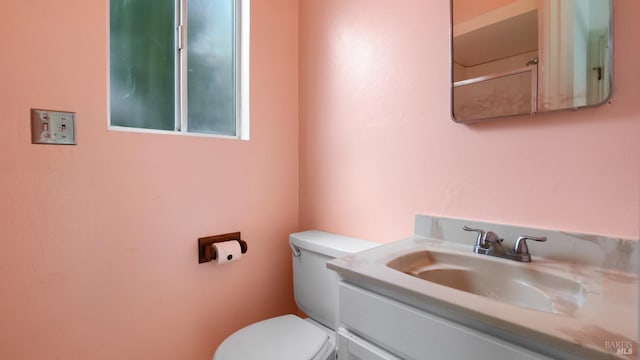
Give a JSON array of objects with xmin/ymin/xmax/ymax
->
[{"xmin": 31, "ymin": 108, "xmax": 76, "ymax": 145}]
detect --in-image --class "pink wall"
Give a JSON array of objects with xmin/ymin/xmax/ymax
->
[
  {"xmin": 299, "ymin": 0, "xmax": 640, "ymax": 242},
  {"xmin": 0, "ymin": 0, "xmax": 299, "ymax": 359}
]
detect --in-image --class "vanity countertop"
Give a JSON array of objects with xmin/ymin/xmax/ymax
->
[{"xmin": 328, "ymin": 236, "xmax": 639, "ymax": 360}]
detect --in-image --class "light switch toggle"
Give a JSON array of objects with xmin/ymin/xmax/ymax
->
[{"xmin": 31, "ymin": 108, "xmax": 76, "ymax": 145}]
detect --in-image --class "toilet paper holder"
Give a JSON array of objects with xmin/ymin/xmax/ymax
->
[{"xmin": 198, "ymin": 232, "xmax": 248, "ymax": 264}]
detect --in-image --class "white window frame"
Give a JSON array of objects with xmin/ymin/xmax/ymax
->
[{"xmin": 107, "ymin": 0, "xmax": 250, "ymax": 140}]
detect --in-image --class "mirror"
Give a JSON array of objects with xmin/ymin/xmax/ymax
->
[{"xmin": 451, "ymin": 0, "xmax": 613, "ymax": 123}]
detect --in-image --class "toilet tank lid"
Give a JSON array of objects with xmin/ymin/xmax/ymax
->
[{"xmin": 289, "ymin": 230, "xmax": 379, "ymax": 258}]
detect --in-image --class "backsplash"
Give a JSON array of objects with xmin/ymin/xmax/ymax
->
[{"xmin": 414, "ymin": 214, "xmax": 640, "ymax": 274}]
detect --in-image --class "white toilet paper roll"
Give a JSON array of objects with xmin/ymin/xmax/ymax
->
[{"xmin": 212, "ymin": 240, "xmax": 242, "ymax": 264}]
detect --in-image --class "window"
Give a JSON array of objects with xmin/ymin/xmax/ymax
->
[{"xmin": 109, "ymin": 0, "xmax": 250, "ymax": 139}]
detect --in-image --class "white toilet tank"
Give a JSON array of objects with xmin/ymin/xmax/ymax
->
[{"xmin": 289, "ymin": 231, "xmax": 378, "ymax": 330}]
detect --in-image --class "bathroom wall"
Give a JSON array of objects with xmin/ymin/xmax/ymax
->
[
  {"xmin": 299, "ymin": 0, "xmax": 640, "ymax": 242},
  {"xmin": 0, "ymin": 0, "xmax": 299, "ymax": 359}
]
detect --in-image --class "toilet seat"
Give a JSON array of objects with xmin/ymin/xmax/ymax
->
[{"xmin": 213, "ymin": 314, "xmax": 332, "ymax": 360}]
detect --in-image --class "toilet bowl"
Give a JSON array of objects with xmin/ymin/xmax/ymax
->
[
  {"xmin": 213, "ymin": 231, "xmax": 378, "ymax": 360},
  {"xmin": 214, "ymin": 315, "xmax": 334, "ymax": 360}
]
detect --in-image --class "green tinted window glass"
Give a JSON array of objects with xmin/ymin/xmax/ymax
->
[
  {"xmin": 187, "ymin": 0, "xmax": 237, "ymax": 135},
  {"xmin": 110, "ymin": 0, "xmax": 175, "ymax": 130}
]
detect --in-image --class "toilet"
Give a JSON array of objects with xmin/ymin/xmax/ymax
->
[{"xmin": 213, "ymin": 230, "xmax": 378, "ymax": 360}]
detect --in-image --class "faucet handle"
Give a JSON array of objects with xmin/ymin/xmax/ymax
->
[
  {"xmin": 512, "ymin": 235, "xmax": 547, "ymax": 262},
  {"xmin": 463, "ymin": 226, "xmax": 485, "ymax": 246}
]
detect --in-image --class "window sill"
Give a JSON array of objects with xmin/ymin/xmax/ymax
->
[{"xmin": 107, "ymin": 125, "xmax": 248, "ymax": 141}]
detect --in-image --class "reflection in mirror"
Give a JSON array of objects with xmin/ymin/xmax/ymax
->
[{"xmin": 451, "ymin": 0, "xmax": 612, "ymax": 123}]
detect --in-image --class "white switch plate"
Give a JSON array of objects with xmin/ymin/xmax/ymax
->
[{"xmin": 31, "ymin": 109, "xmax": 76, "ymax": 145}]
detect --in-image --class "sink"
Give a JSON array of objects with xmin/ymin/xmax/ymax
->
[{"xmin": 386, "ymin": 250, "xmax": 586, "ymax": 315}]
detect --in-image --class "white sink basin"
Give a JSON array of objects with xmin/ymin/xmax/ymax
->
[{"xmin": 386, "ymin": 250, "xmax": 586, "ymax": 315}]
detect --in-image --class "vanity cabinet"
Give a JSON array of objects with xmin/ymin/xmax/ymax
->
[
  {"xmin": 336, "ymin": 282, "xmax": 554, "ymax": 360},
  {"xmin": 337, "ymin": 328, "xmax": 401, "ymax": 360}
]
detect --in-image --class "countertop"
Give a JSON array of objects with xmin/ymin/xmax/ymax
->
[{"xmin": 328, "ymin": 236, "xmax": 639, "ymax": 359}]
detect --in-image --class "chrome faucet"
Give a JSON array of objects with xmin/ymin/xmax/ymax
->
[
  {"xmin": 463, "ymin": 226, "xmax": 546, "ymax": 262},
  {"xmin": 462, "ymin": 226, "xmax": 508, "ymax": 257}
]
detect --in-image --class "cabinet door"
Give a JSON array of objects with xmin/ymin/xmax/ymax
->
[
  {"xmin": 337, "ymin": 328, "xmax": 402, "ymax": 360},
  {"xmin": 339, "ymin": 283, "xmax": 555, "ymax": 360}
]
